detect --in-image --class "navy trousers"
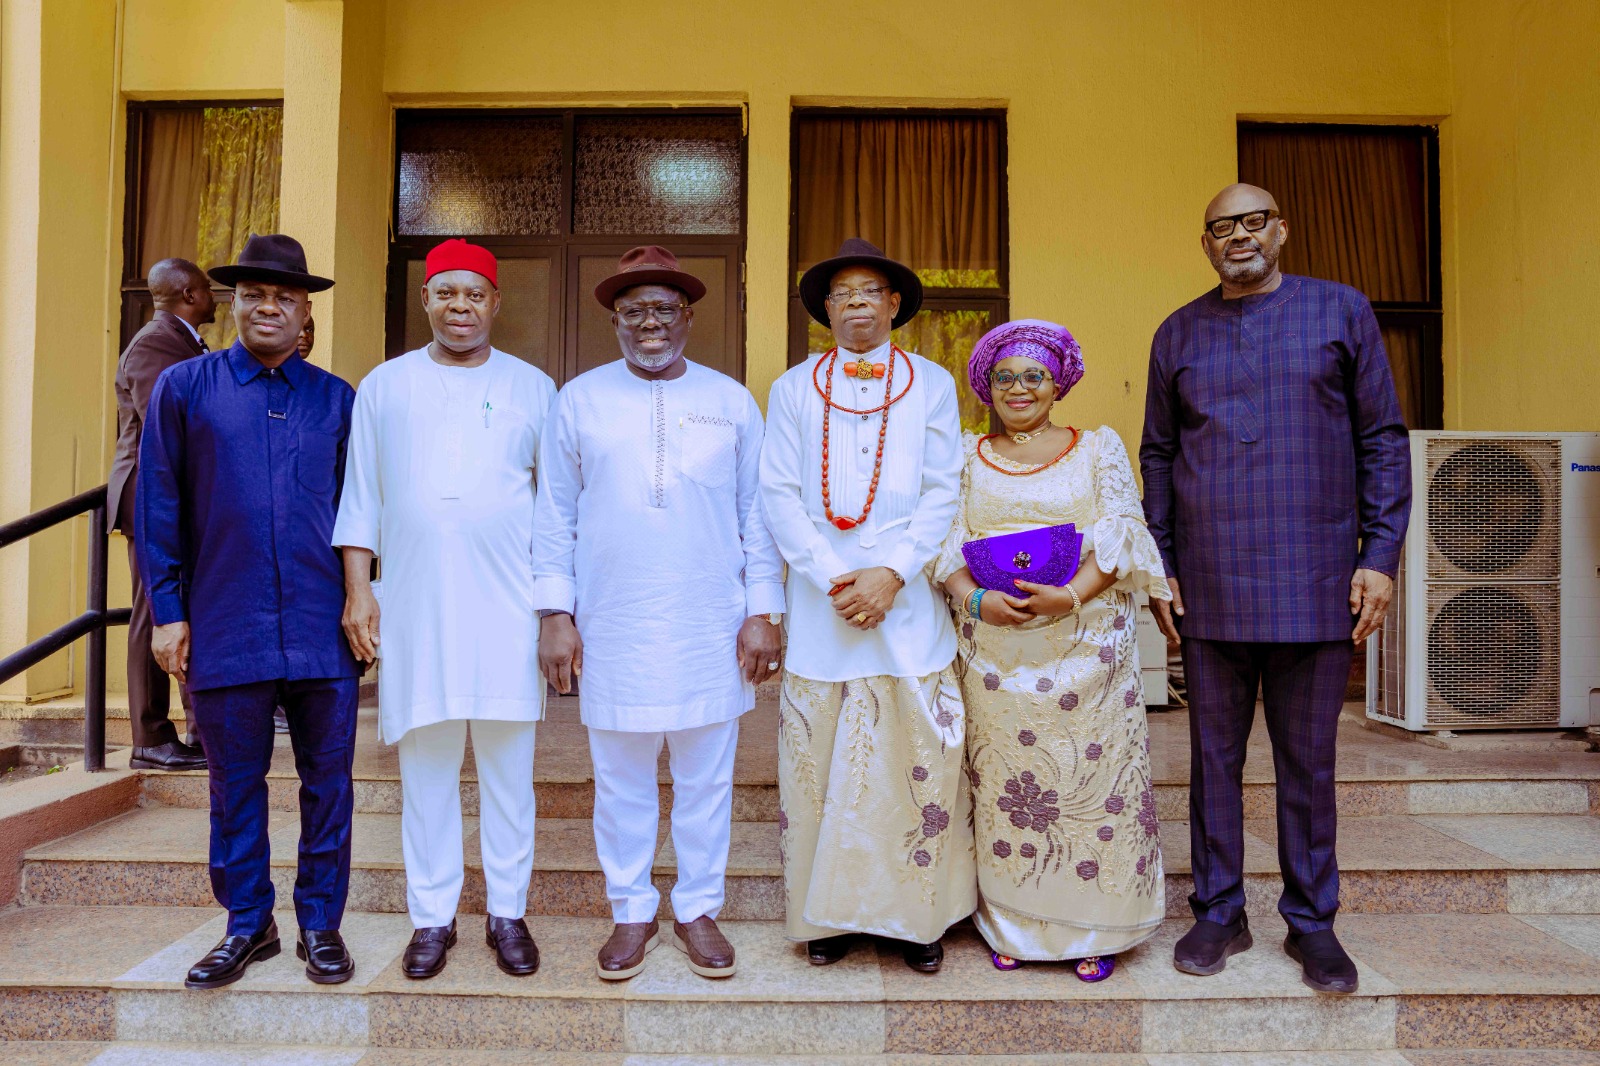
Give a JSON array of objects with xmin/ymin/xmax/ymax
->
[
  {"xmin": 189, "ymin": 677, "xmax": 359, "ymax": 938},
  {"xmin": 1182, "ymin": 638, "xmax": 1353, "ymax": 935}
]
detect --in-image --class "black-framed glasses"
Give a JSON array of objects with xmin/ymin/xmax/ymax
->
[
  {"xmin": 1205, "ymin": 209, "xmax": 1279, "ymax": 240},
  {"xmin": 617, "ymin": 303, "xmax": 686, "ymax": 325},
  {"xmin": 990, "ymin": 368, "xmax": 1053, "ymax": 390},
  {"xmin": 825, "ymin": 285, "xmax": 891, "ymax": 304}
]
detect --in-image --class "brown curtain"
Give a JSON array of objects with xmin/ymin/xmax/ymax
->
[
  {"xmin": 137, "ymin": 110, "xmax": 205, "ymax": 277},
  {"xmin": 1238, "ymin": 126, "xmax": 1429, "ymax": 303},
  {"xmin": 196, "ymin": 107, "xmax": 283, "ymax": 349},
  {"xmin": 1381, "ymin": 324, "xmax": 1425, "ymax": 430},
  {"xmin": 796, "ymin": 115, "xmax": 1002, "ymax": 288}
]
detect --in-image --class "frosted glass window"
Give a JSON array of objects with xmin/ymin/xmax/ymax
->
[{"xmin": 574, "ymin": 115, "xmax": 742, "ymax": 235}]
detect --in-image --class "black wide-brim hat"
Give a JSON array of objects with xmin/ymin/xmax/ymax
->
[
  {"xmin": 208, "ymin": 233, "xmax": 335, "ymax": 293},
  {"xmin": 799, "ymin": 238, "xmax": 923, "ymax": 330}
]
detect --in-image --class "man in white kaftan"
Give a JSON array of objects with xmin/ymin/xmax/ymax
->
[
  {"xmin": 533, "ymin": 246, "xmax": 784, "ymax": 982},
  {"xmin": 760, "ymin": 239, "xmax": 976, "ymax": 973},
  {"xmin": 334, "ymin": 240, "xmax": 555, "ymax": 979}
]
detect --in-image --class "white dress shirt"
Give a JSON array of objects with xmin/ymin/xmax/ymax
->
[
  {"xmin": 332, "ymin": 348, "xmax": 557, "ymax": 744},
  {"xmin": 760, "ymin": 341, "xmax": 961, "ymax": 682},
  {"xmin": 531, "ymin": 359, "xmax": 785, "ymax": 732}
]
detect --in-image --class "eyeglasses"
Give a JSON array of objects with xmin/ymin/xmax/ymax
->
[
  {"xmin": 617, "ymin": 303, "xmax": 686, "ymax": 325},
  {"xmin": 825, "ymin": 285, "xmax": 891, "ymax": 304},
  {"xmin": 1205, "ymin": 210, "xmax": 1279, "ymax": 240},
  {"xmin": 990, "ymin": 369, "xmax": 1053, "ymax": 390}
]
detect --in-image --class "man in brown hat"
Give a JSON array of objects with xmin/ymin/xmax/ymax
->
[
  {"xmin": 759, "ymin": 238, "xmax": 975, "ymax": 972},
  {"xmin": 110, "ymin": 257, "xmax": 213, "ymax": 770},
  {"xmin": 138, "ymin": 233, "xmax": 363, "ymax": 990},
  {"xmin": 533, "ymin": 246, "xmax": 784, "ymax": 982}
]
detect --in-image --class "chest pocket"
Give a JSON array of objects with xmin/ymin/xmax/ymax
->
[
  {"xmin": 679, "ymin": 413, "xmax": 737, "ymax": 488},
  {"xmin": 297, "ymin": 430, "xmax": 338, "ymax": 494}
]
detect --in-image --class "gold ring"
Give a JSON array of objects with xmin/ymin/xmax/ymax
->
[{"xmin": 855, "ymin": 612, "xmax": 869, "ymax": 624}]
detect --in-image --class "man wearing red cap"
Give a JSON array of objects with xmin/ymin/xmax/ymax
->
[
  {"xmin": 532, "ymin": 246, "xmax": 784, "ymax": 982},
  {"xmin": 334, "ymin": 238, "xmax": 556, "ymax": 979}
]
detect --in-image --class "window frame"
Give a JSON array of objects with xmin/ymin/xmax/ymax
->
[
  {"xmin": 386, "ymin": 107, "xmax": 749, "ymax": 385},
  {"xmin": 120, "ymin": 99, "xmax": 282, "ymax": 351},
  {"xmin": 1237, "ymin": 120, "xmax": 1444, "ymax": 428},
  {"xmin": 786, "ymin": 106, "xmax": 1010, "ymax": 369}
]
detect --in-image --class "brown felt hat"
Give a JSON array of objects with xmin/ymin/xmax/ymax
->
[{"xmin": 593, "ymin": 246, "xmax": 707, "ymax": 309}]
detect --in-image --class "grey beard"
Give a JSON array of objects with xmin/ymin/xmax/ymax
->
[
  {"xmin": 628, "ymin": 345, "xmax": 681, "ymax": 370},
  {"xmin": 1211, "ymin": 237, "xmax": 1282, "ymax": 286}
]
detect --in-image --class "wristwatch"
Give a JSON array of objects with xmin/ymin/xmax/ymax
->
[{"xmin": 765, "ymin": 612, "xmax": 783, "ymax": 627}]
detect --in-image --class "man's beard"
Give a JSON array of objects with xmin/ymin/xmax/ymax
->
[
  {"xmin": 626, "ymin": 341, "xmax": 681, "ymax": 370},
  {"xmin": 1210, "ymin": 235, "xmax": 1282, "ymax": 286}
]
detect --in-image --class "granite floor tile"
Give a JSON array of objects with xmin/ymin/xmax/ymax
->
[
  {"xmin": 114, "ymin": 988, "xmax": 368, "ymax": 1045},
  {"xmin": 624, "ymin": 1000, "xmax": 885, "ymax": 1055},
  {"xmin": 0, "ymin": 905, "xmax": 214, "ymax": 986},
  {"xmin": 0, "ymin": 1041, "xmax": 105, "ymax": 1065},
  {"xmin": 1402, "ymin": 1051, "xmax": 1600, "ymax": 1065},
  {"xmin": 367, "ymin": 914, "xmax": 626, "ymax": 999},
  {"xmin": 1120, "ymin": 911, "xmax": 1398, "ymax": 1000},
  {"xmin": 1248, "ymin": 815, "xmax": 1509, "ymax": 870},
  {"xmin": 1159, "ymin": 819, "xmax": 1280, "ymax": 874},
  {"xmin": 885, "ymin": 998, "xmax": 1141, "ymax": 1055},
  {"xmin": 1407, "ymin": 781, "xmax": 1592, "ymax": 816},
  {"xmin": 367, "ymin": 989, "xmax": 624, "ymax": 1050},
  {"xmin": 0, "ymin": 989, "xmax": 114, "ymax": 1040},
  {"xmin": 1337, "ymin": 913, "xmax": 1600, "ymax": 995},
  {"xmin": 24, "ymin": 807, "xmax": 291, "ymax": 862},
  {"xmin": 115, "ymin": 908, "xmax": 410, "ymax": 990},
  {"xmin": 359, "ymin": 1053, "xmax": 622, "ymax": 1066},
  {"xmin": 89, "ymin": 1045, "xmax": 367, "ymax": 1065},
  {"xmin": 627, "ymin": 920, "xmax": 882, "ymax": 1002},
  {"xmin": 1418, "ymin": 816, "xmax": 1600, "ymax": 869},
  {"xmin": 1507, "ymin": 872, "xmax": 1600, "ymax": 914},
  {"xmin": 1147, "ymin": 1054, "xmax": 1411, "ymax": 1065},
  {"xmin": 21, "ymin": 857, "xmax": 217, "ymax": 909},
  {"xmin": 875, "ymin": 923, "xmax": 1148, "ymax": 1001},
  {"xmin": 1140, "ymin": 995, "xmax": 1397, "ymax": 1054},
  {"xmin": 1397, "ymin": 994, "xmax": 1600, "ymax": 1051},
  {"xmin": 1515, "ymin": 915, "xmax": 1600, "ymax": 961},
  {"xmin": 1337, "ymin": 869, "xmax": 1510, "ymax": 914}
]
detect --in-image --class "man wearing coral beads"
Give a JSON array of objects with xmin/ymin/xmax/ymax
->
[
  {"xmin": 760, "ymin": 238, "xmax": 976, "ymax": 973},
  {"xmin": 335, "ymin": 239, "xmax": 556, "ymax": 980}
]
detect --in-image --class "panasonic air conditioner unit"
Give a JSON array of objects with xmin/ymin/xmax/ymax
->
[{"xmin": 1367, "ymin": 432, "xmax": 1600, "ymax": 732}]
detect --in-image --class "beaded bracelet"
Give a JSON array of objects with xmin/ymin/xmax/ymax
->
[{"xmin": 1066, "ymin": 584, "xmax": 1082, "ymax": 613}]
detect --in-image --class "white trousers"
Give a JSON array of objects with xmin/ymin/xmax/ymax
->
[
  {"xmin": 589, "ymin": 718, "xmax": 740, "ymax": 925},
  {"xmin": 398, "ymin": 718, "xmax": 537, "ymax": 928}
]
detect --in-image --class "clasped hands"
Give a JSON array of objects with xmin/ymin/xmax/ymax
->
[
  {"xmin": 539, "ymin": 611, "xmax": 783, "ymax": 695},
  {"xmin": 971, "ymin": 580, "xmax": 1082, "ymax": 627}
]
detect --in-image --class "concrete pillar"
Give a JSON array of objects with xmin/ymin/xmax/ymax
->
[
  {"xmin": 280, "ymin": 0, "xmax": 390, "ymax": 386},
  {"xmin": 0, "ymin": 0, "xmax": 119, "ymax": 700}
]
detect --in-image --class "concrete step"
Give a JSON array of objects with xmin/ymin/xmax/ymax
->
[
  {"xmin": 2, "ymin": 906, "xmax": 1600, "ymax": 1054},
  {"xmin": 21, "ymin": 806, "xmax": 1600, "ymax": 919},
  {"xmin": 1, "ymin": 1049, "xmax": 1594, "ymax": 1066}
]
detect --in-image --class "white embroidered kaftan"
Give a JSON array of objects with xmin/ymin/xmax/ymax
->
[
  {"xmin": 332, "ymin": 348, "xmax": 557, "ymax": 745},
  {"xmin": 530, "ymin": 359, "xmax": 785, "ymax": 732}
]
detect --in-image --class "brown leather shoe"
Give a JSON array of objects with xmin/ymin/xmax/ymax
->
[
  {"xmin": 671, "ymin": 915, "xmax": 736, "ymax": 978},
  {"xmin": 596, "ymin": 920, "xmax": 659, "ymax": 981}
]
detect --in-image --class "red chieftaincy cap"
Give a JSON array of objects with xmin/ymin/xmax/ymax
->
[{"xmin": 424, "ymin": 238, "xmax": 498, "ymax": 288}]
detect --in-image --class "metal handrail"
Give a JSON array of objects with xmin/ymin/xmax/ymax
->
[{"xmin": 0, "ymin": 484, "xmax": 130, "ymax": 771}]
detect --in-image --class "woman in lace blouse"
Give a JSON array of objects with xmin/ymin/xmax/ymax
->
[{"xmin": 935, "ymin": 320, "xmax": 1172, "ymax": 980}]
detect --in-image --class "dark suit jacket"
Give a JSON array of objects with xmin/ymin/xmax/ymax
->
[{"xmin": 109, "ymin": 311, "xmax": 205, "ymax": 531}]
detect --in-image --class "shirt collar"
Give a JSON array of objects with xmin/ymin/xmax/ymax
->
[
  {"xmin": 833, "ymin": 338, "xmax": 893, "ymax": 370},
  {"xmin": 175, "ymin": 316, "xmax": 203, "ymax": 346},
  {"xmin": 1202, "ymin": 273, "xmax": 1303, "ymax": 317},
  {"xmin": 227, "ymin": 340, "xmax": 307, "ymax": 388}
]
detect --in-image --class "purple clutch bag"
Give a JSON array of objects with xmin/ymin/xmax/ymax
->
[{"xmin": 962, "ymin": 523, "xmax": 1083, "ymax": 596}]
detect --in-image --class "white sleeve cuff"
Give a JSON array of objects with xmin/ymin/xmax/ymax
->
[
  {"xmin": 531, "ymin": 574, "xmax": 577, "ymax": 614},
  {"xmin": 744, "ymin": 582, "xmax": 786, "ymax": 617}
]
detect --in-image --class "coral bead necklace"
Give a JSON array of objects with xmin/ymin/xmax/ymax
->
[{"xmin": 815, "ymin": 345, "xmax": 915, "ymax": 531}]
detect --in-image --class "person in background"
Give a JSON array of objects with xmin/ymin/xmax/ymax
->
[{"xmin": 111, "ymin": 257, "xmax": 213, "ymax": 771}]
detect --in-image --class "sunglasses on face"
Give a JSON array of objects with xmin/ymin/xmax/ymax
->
[
  {"xmin": 1205, "ymin": 210, "xmax": 1279, "ymax": 240},
  {"xmin": 990, "ymin": 369, "xmax": 1053, "ymax": 390}
]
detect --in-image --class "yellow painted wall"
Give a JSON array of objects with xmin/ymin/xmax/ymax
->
[
  {"xmin": 1446, "ymin": 0, "xmax": 1600, "ymax": 431},
  {"xmin": 120, "ymin": 0, "xmax": 284, "ymax": 98}
]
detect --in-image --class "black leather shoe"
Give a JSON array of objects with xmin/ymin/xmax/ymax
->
[
  {"xmin": 808, "ymin": 934, "xmax": 854, "ymax": 966},
  {"xmin": 1285, "ymin": 928, "xmax": 1359, "ymax": 994},
  {"xmin": 130, "ymin": 739, "xmax": 207, "ymax": 771},
  {"xmin": 296, "ymin": 928, "xmax": 354, "ymax": 985},
  {"xmin": 902, "ymin": 938, "xmax": 944, "ymax": 973},
  {"xmin": 184, "ymin": 919, "xmax": 280, "ymax": 989},
  {"xmin": 402, "ymin": 921, "xmax": 457, "ymax": 979},
  {"xmin": 486, "ymin": 915, "xmax": 539, "ymax": 976},
  {"xmin": 1174, "ymin": 916, "xmax": 1253, "ymax": 976}
]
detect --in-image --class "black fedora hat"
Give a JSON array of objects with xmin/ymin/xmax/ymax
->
[
  {"xmin": 799, "ymin": 238, "xmax": 922, "ymax": 331},
  {"xmin": 208, "ymin": 233, "xmax": 335, "ymax": 293}
]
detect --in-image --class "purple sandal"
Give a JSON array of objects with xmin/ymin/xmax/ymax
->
[
  {"xmin": 990, "ymin": 952, "xmax": 1022, "ymax": 971},
  {"xmin": 1074, "ymin": 955, "xmax": 1115, "ymax": 982}
]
